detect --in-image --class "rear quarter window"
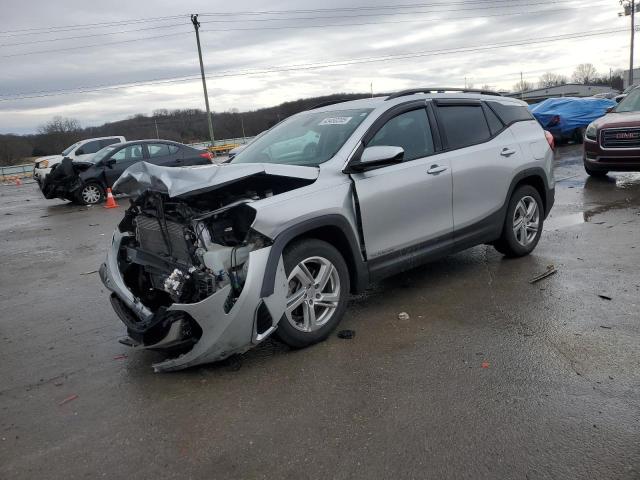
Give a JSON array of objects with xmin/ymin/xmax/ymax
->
[{"xmin": 487, "ymin": 102, "xmax": 534, "ymax": 124}]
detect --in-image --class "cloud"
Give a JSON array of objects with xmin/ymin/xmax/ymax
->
[{"xmin": 0, "ymin": 0, "xmax": 630, "ymax": 133}]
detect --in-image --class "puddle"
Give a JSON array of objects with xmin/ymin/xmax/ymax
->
[{"xmin": 544, "ymin": 212, "xmax": 585, "ymax": 231}]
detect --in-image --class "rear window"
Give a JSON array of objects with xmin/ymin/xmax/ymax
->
[
  {"xmin": 101, "ymin": 138, "xmax": 121, "ymax": 148},
  {"xmin": 488, "ymin": 102, "xmax": 534, "ymax": 124},
  {"xmin": 438, "ymin": 105, "xmax": 491, "ymax": 150}
]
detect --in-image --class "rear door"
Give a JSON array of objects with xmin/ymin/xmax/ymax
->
[
  {"xmin": 145, "ymin": 142, "xmax": 180, "ymax": 167},
  {"xmin": 103, "ymin": 143, "xmax": 145, "ymax": 186},
  {"xmin": 433, "ymin": 100, "xmax": 523, "ymax": 235},
  {"xmin": 349, "ymin": 102, "xmax": 453, "ymax": 267}
]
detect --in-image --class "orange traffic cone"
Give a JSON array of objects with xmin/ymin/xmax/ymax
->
[
  {"xmin": 104, "ymin": 188, "xmax": 119, "ymax": 209},
  {"xmin": 14, "ymin": 177, "xmax": 22, "ymax": 186}
]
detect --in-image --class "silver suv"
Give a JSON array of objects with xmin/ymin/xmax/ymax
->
[{"xmin": 100, "ymin": 88, "xmax": 555, "ymax": 371}]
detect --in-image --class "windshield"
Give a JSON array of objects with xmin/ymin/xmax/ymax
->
[
  {"xmin": 616, "ymin": 89, "xmax": 640, "ymax": 112},
  {"xmin": 231, "ymin": 108, "xmax": 373, "ymax": 166},
  {"xmin": 88, "ymin": 145, "xmax": 117, "ymax": 163},
  {"xmin": 61, "ymin": 141, "xmax": 81, "ymax": 156}
]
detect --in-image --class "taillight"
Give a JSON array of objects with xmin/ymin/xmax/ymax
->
[
  {"xmin": 544, "ymin": 130, "xmax": 555, "ymax": 151},
  {"xmin": 199, "ymin": 151, "xmax": 214, "ymax": 161}
]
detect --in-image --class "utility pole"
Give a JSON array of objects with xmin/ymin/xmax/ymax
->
[
  {"xmin": 520, "ymin": 72, "xmax": 524, "ymax": 100},
  {"xmin": 154, "ymin": 118, "xmax": 159, "ymax": 139},
  {"xmin": 191, "ymin": 14, "xmax": 215, "ymax": 147},
  {"xmin": 620, "ymin": 0, "xmax": 637, "ymax": 87}
]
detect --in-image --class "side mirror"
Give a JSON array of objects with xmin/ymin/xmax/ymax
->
[
  {"xmin": 105, "ymin": 159, "xmax": 116, "ymax": 169},
  {"xmin": 606, "ymin": 106, "xmax": 615, "ymax": 113},
  {"xmin": 75, "ymin": 148, "xmax": 84, "ymax": 155},
  {"xmin": 347, "ymin": 146, "xmax": 404, "ymax": 173}
]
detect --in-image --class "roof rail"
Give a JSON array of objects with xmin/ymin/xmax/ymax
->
[
  {"xmin": 307, "ymin": 98, "xmax": 354, "ymax": 110},
  {"xmin": 386, "ymin": 87, "xmax": 502, "ymax": 100}
]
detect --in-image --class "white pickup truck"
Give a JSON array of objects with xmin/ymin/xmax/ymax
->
[{"xmin": 33, "ymin": 136, "xmax": 125, "ymax": 183}]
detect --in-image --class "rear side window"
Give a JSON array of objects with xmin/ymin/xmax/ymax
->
[
  {"xmin": 168, "ymin": 145, "xmax": 180, "ymax": 154},
  {"xmin": 438, "ymin": 105, "xmax": 490, "ymax": 150},
  {"xmin": 483, "ymin": 104, "xmax": 504, "ymax": 135},
  {"xmin": 101, "ymin": 138, "xmax": 121, "ymax": 148},
  {"xmin": 147, "ymin": 143, "xmax": 171, "ymax": 157},
  {"xmin": 79, "ymin": 140, "xmax": 102, "ymax": 155},
  {"xmin": 112, "ymin": 144, "xmax": 144, "ymax": 163},
  {"xmin": 487, "ymin": 102, "xmax": 534, "ymax": 124},
  {"xmin": 368, "ymin": 108, "xmax": 434, "ymax": 161}
]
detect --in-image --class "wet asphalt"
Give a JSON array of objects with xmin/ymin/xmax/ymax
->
[{"xmin": 0, "ymin": 144, "xmax": 639, "ymax": 479}]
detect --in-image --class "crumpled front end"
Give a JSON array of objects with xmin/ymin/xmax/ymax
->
[{"xmin": 99, "ymin": 188, "xmax": 292, "ymax": 372}]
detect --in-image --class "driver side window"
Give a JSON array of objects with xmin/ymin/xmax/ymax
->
[
  {"xmin": 368, "ymin": 109, "xmax": 434, "ymax": 161},
  {"xmin": 111, "ymin": 144, "xmax": 144, "ymax": 163}
]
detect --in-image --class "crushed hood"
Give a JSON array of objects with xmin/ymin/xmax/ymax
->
[{"xmin": 113, "ymin": 161, "xmax": 319, "ymax": 198}]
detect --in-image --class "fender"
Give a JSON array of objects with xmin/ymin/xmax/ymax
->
[
  {"xmin": 507, "ymin": 167, "xmax": 554, "ymax": 218},
  {"xmin": 259, "ymin": 214, "xmax": 369, "ymax": 298}
]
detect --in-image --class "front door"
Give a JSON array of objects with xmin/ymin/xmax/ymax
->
[
  {"xmin": 103, "ymin": 143, "xmax": 145, "ymax": 186},
  {"xmin": 349, "ymin": 105, "xmax": 453, "ymax": 268}
]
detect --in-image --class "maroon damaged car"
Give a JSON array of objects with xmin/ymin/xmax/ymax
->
[{"xmin": 583, "ymin": 86, "xmax": 640, "ymax": 177}]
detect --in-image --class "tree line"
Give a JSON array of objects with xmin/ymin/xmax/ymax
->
[
  {"xmin": 511, "ymin": 63, "xmax": 625, "ymax": 93},
  {"xmin": 0, "ymin": 93, "xmax": 371, "ymax": 165}
]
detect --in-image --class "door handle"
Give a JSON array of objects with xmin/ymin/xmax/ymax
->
[
  {"xmin": 427, "ymin": 164, "xmax": 448, "ymax": 175},
  {"xmin": 500, "ymin": 148, "xmax": 516, "ymax": 157}
]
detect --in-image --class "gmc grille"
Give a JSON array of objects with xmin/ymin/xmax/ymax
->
[{"xmin": 601, "ymin": 128, "xmax": 640, "ymax": 149}]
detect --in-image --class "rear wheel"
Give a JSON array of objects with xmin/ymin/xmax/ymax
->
[
  {"xmin": 276, "ymin": 239, "xmax": 350, "ymax": 349},
  {"xmin": 494, "ymin": 185, "xmax": 543, "ymax": 257},
  {"xmin": 77, "ymin": 182, "xmax": 105, "ymax": 205},
  {"xmin": 584, "ymin": 162, "xmax": 608, "ymax": 177}
]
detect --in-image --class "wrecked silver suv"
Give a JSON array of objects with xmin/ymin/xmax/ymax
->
[{"xmin": 100, "ymin": 89, "xmax": 555, "ymax": 371}]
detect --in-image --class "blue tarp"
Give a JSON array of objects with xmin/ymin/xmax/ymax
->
[{"xmin": 528, "ymin": 97, "xmax": 615, "ymax": 137}]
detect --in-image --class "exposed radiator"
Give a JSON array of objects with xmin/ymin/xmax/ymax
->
[{"xmin": 135, "ymin": 215, "xmax": 192, "ymax": 263}]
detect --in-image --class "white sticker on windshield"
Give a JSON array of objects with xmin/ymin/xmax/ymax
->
[{"xmin": 319, "ymin": 116, "xmax": 352, "ymax": 126}]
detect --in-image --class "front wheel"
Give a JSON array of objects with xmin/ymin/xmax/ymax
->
[
  {"xmin": 584, "ymin": 163, "xmax": 608, "ymax": 177},
  {"xmin": 275, "ymin": 239, "xmax": 350, "ymax": 349},
  {"xmin": 77, "ymin": 182, "xmax": 105, "ymax": 205},
  {"xmin": 494, "ymin": 185, "xmax": 544, "ymax": 257}
]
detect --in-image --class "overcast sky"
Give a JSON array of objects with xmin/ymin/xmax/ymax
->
[{"xmin": 0, "ymin": 0, "xmax": 631, "ymax": 134}]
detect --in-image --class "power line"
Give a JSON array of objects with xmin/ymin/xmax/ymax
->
[
  {"xmin": 0, "ymin": 15, "xmax": 187, "ymax": 36},
  {"xmin": 199, "ymin": 5, "xmax": 613, "ymax": 32},
  {"xmin": 0, "ymin": 3, "xmax": 616, "ymax": 57},
  {"xmin": 0, "ymin": 31, "xmax": 192, "ymax": 58},
  {"xmin": 0, "ymin": 22, "xmax": 188, "ymax": 47},
  {"xmin": 0, "ymin": 0, "xmax": 596, "ymax": 36},
  {"xmin": 0, "ymin": 28, "xmax": 625, "ymax": 101}
]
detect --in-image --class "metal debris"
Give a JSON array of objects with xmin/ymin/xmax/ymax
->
[
  {"xmin": 337, "ymin": 329, "xmax": 356, "ymax": 339},
  {"xmin": 529, "ymin": 265, "xmax": 557, "ymax": 284}
]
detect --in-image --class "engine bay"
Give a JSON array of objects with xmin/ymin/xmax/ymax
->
[{"xmin": 114, "ymin": 174, "xmax": 310, "ymax": 348}]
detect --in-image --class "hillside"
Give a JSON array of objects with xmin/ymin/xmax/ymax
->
[{"xmin": 0, "ymin": 93, "xmax": 374, "ymax": 165}]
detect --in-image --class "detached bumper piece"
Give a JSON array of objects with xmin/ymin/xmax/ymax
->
[{"xmin": 100, "ymin": 229, "xmax": 288, "ymax": 372}]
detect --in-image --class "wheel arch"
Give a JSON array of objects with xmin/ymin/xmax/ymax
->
[
  {"xmin": 508, "ymin": 168, "xmax": 553, "ymax": 219},
  {"xmin": 259, "ymin": 215, "xmax": 368, "ymax": 298}
]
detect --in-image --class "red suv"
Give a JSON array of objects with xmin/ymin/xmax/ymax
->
[{"xmin": 583, "ymin": 86, "xmax": 640, "ymax": 177}]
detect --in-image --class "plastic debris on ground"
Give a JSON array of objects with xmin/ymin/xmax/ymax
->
[
  {"xmin": 529, "ymin": 265, "xmax": 557, "ymax": 284},
  {"xmin": 398, "ymin": 312, "xmax": 410, "ymax": 320},
  {"xmin": 337, "ymin": 330, "xmax": 356, "ymax": 339}
]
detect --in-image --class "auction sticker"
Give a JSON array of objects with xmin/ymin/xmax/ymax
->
[{"xmin": 319, "ymin": 116, "xmax": 352, "ymax": 125}]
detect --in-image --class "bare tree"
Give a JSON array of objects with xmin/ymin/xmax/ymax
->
[
  {"xmin": 35, "ymin": 116, "xmax": 81, "ymax": 155},
  {"xmin": 572, "ymin": 63, "xmax": 598, "ymax": 84},
  {"xmin": 538, "ymin": 72, "xmax": 568, "ymax": 88},
  {"xmin": 512, "ymin": 80, "xmax": 533, "ymax": 93}
]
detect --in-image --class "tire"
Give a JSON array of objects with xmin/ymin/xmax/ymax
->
[
  {"xmin": 77, "ymin": 182, "xmax": 105, "ymax": 205},
  {"xmin": 275, "ymin": 238, "xmax": 350, "ymax": 349},
  {"xmin": 494, "ymin": 185, "xmax": 544, "ymax": 258},
  {"xmin": 574, "ymin": 127, "xmax": 585, "ymax": 144},
  {"xmin": 584, "ymin": 163, "xmax": 608, "ymax": 177}
]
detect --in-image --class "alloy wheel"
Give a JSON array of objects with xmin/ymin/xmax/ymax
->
[
  {"xmin": 512, "ymin": 195, "xmax": 539, "ymax": 246},
  {"xmin": 285, "ymin": 256, "xmax": 341, "ymax": 333}
]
